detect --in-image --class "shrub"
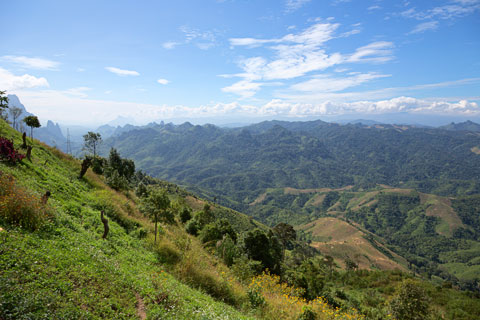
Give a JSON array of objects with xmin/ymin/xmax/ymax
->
[
  {"xmin": 389, "ymin": 279, "xmax": 430, "ymax": 320},
  {"xmin": 247, "ymin": 287, "xmax": 266, "ymax": 308},
  {"xmin": 185, "ymin": 219, "xmax": 199, "ymax": 236},
  {"xmin": 0, "ymin": 173, "xmax": 52, "ymax": 230},
  {"xmin": 298, "ymin": 306, "xmax": 316, "ymax": 320},
  {"xmin": 0, "ymin": 137, "xmax": 25, "ymax": 164},
  {"xmin": 179, "ymin": 206, "xmax": 192, "ymax": 223},
  {"xmin": 153, "ymin": 238, "xmax": 181, "ymax": 265}
]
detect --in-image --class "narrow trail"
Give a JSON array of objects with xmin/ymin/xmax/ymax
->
[{"xmin": 135, "ymin": 292, "xmax": 146, "ymax": 320}]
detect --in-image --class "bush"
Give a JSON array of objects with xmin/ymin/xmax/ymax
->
[
  {"xmin": 0, "ymin": 173, "xmax": 52, "ymax": 230},
  {"xmin": 389, "ymin": 279, "xmax": 431, "ymax": 320},
  {"xmin": 298, "ymin": 306, "xmax": 316, "ymax": 320},
  {"xmin": 185, "ymin": 219, "xmax": 199, "ymax": 236},
  {"xmin": 0, "ymin": 137, "xmax": 25, "ymax": 164},
  {"xmin": 91, "ymin": 156, "xmax": 106, "ymax": 174},
  {"xmin": 179, "ymin": 206, "xmax": 192, "ymax": 223},
  {"xmin": 247, "ymin": 288, "xmax": 266, "ymax": 308},
  {"xmin": 153, "ymin": 239, "xmax": 181, "ymax": 265}
]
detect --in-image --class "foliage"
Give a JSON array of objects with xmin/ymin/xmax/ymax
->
[
  {"xmin": 0, "ymin": 137, "xmax": 25, "ymax": 163},
  {"xmin": 0, "ymin": 173, "xmax": 52, "ymax": 230},
  {"xmin": 389, "ymin": 279, "xmax": 431, "ymax": 320},
  {"xmin": 242, "ymin": 228, "xmax": 283, "ymax": 274},
  {"xmin": 104, "ymin": 148, "xmax": 135, "ymax": 190},
  {"xmin": 22, "ymin": 115, "xmax": 41, "ymax": 140},
  {"xmin": 179, "ymin": 206, "xmax": 192, "ymax": 223},
  {"xmin": 83, "ymin": 131, "xmax": 102, "ymax": 157},
  {"xmin": 0, "ymin": 90, "xmax": 8, "ymax": 120}
]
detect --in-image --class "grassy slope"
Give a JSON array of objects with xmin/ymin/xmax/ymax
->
[
  {"xmin": 299, "ymin": 217, "xmax": 408, "ymax": 271},
  {"xmin": 251, "ymin": 186, "xmax": 480, "ymax": 283},
  {"xmin": 0, "ymin": 120, "xmax": 254, "ymax": 320}
]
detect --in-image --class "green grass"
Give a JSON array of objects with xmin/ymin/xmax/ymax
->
[{"xmin": 0, "ymin": 120, "xmax": 254, "ymax": 319}]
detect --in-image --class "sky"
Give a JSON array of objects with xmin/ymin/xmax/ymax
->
[{"xmin": 1, "ymin": 0, "xmax": 480, "ymax": 126}]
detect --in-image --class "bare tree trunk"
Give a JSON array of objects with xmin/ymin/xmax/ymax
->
[
  {"xmin": 101, "ymin": 210, "xmax": 109, "ymax": 239},
  {"xmin": 26, "ymin": 146, "xmax": 32, "ymax": 161},
  {"xmin": 79, "ymin": 158, "xmax": 92, "ymax": 178},
  {"xmin": 41, "ymin": 190, "xmax": 51, "ymax": 204},
  {"xmin": 21, "ymin": 132, "xmax": 27, "ymax": 148}
]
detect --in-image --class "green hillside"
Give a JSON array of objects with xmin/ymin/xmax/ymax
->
[
  {"xmin": 3, "ymin": 118, "xmax": 480, "ymax": 320},
  {"xmin": 100, "ymin": 121, "xmax": 480, "ymax": 215}
]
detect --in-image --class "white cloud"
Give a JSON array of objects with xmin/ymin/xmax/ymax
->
[
  {"xmin": 105, "ymin": 67, "xmax": 140, "ymax": 76},
  {"xmin": 63, "ymin": 87, "xmax": 91, "ymax": 98},
  {"xmin": 348, "ymin": 41, "xmax": 394, "ymax": 63},
  {"xmin": 290, "ymin": 72, "xmax": 390, "ymax": 92},
  {"xmin": 368, "ymin": 5, "xmax": 381, "ymax": 11},
  {"xmin": 162, "ymin": 41, "xmax": 179, "ymax": 49},
  {"xmin": 254, "ymin": 97, "xmax": 480, "ymax": 116},
  {"xmin": 285, "ymin": 0, "xmax": 311, "ymax": 12},
  {"xmin": 225, "ymin": 23, "xmax": 394, "ymax": 97},
  {"xmin": 10, "ymin": 87, "xmax": 480, "ymax": 126},
  {"xmin": 0, "ymin": 67, "xmax": 49, "ymax": 90},
  {"xmin": 1, "ymin": 55, "xmax": 60, "ymax": 70},
  {"xmin": 400, "ymin": 1, "xmax": 480, "ymax": 20},
  {"xmin": 222, "ymin": 80, "xmax": 264, "ymax": 98},
  {"xmin": 157, "ymin": 79, "xmax": 169, "ymax": 85},
  {"xmin": 180, "ymin": 26, "xmax": 217, "ymax": 50},
  {"xmin": 280, "ymin": 78, "xmax": 480, "ymax": 103},
  {"xmin": 408, "ymin": 21, "xmax": 439, "ymax": 34}
]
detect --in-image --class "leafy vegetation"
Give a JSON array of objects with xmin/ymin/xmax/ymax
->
[{"xmin": 2, "ymin": 117, "xmax": 480, "ymax": 319}]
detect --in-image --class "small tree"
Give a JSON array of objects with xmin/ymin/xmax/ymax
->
[
  {"xmin": 83, "ymin": 131, "xmax": 102, "ymax": 157},
  {"xmin": 23, "ymin": 115, "xmax": 41, "ymax": 141},
  {"xmin": 141, "ymin": 188, "xmax": 171, "ymax": 243},
  {"xmin": 390, "ymin": 279, "xmax": 430, "ymax": 320},
  {"xmin": 9, "ymin": 107, "xmax": 23, "ymax": 130},
  {"xmin": 0, "ymin": 91, "xmax": 8, "ymax": 120}
]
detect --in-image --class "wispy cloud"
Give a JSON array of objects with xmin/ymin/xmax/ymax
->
[
  {"xmin": 1, "ymin": 55, "xmax": 60, "ymax": 70},
  {"xmin": 285, "ymin": 0, "xmax": 311, "ymax": 12},
  {"xmin": 400, "ymin": 0, "xmax": 480, "ymax": 20},
  {"xmin": 222, "ymin": 80, "xmax": 264, "ymax": 98},
  {"xmin": 105, "ymin": 67, "xmax": 140, "ymax": 76},
  {"xmin": 280, "ymin": 78, "xmax": 480, "ymax": 103},
  {"xmin": 408, "ymin": 21, "xmax": 439, "ymax": 34},
  {"xmin": 63, "ymin": 87, "xmax": 91, "ymax": 98},
  {"xmin": 348, "ymin": 41, "xmax": 395, "ymax": 63},
  {"xmin": 162, "ymin": 26, "xmax": 218, "ymax": 50},
  {"xmin": 157, "ymin": 79, "xmax": 169, "ymax": 85},
  {"xmin": 290, "ymin": 72, "xmax": 390, "ymax": 93},
  {"xmin": 180, "ymin": 26, "xmax": 217, "ymax": 50},
  {"xmin": 162, "ymin": 41, "xmax": 179, "ymax": 49},
  {"xmin": 368, "ymin": 5, "xmax": 381, "ymax": 11},
  {"xmin": 0, "ymin": 67, "xmax": 49, "ymax": 90},
  {"xmin": 225, "ymin": 22, "xmax": 395, "ymax": 98}
]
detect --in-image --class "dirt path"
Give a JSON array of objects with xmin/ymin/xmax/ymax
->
[{"xmin": 135, "ymin": 292, "xmax": 146, "ymax": 320}]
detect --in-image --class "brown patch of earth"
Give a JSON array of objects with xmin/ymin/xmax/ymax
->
[{"xmin": 136, "ymin": 292, "xmax": 147, "ymax": 320}]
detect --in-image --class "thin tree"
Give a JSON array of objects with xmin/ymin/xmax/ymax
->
[
  {"xmin": 0, "ymin": 90, "xmax": 8, "ymax": 120},
  {"xmin": 9, "ymin": 107, "xmax": 23, "ymax": 130},
  {"xmin": 142, "ymin": 188, "xmax": 171, "ymax": 243},
  {"xmin": 83, "ymin": 131, "xmax": 102, "ymax": 157},
  {"xmin": 23, "ymin": 115, "xmax": 41, "ymax": 141}
]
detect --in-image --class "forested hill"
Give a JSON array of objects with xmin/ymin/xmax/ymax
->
[{"xmin": 101, "ymin": 120, "xmax": 480, "ymax": 211}]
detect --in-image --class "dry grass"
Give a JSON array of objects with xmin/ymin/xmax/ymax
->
[
  {"xmin": 420, "ymin": 193, "xmax": 465, "ymax": 237},
  {"xmin": 299, "ymin": 217, "xmax": 406, "ymax": 271}
]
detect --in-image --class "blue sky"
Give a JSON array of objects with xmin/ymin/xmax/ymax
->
[{"xmin": 1, "ymin": 0, "xmax": 479, "ymax": 125}]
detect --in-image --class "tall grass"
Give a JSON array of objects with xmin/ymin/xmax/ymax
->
[{"xmin": 0, "ymin": 173, "xmax": 53, "ymax": 230}]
